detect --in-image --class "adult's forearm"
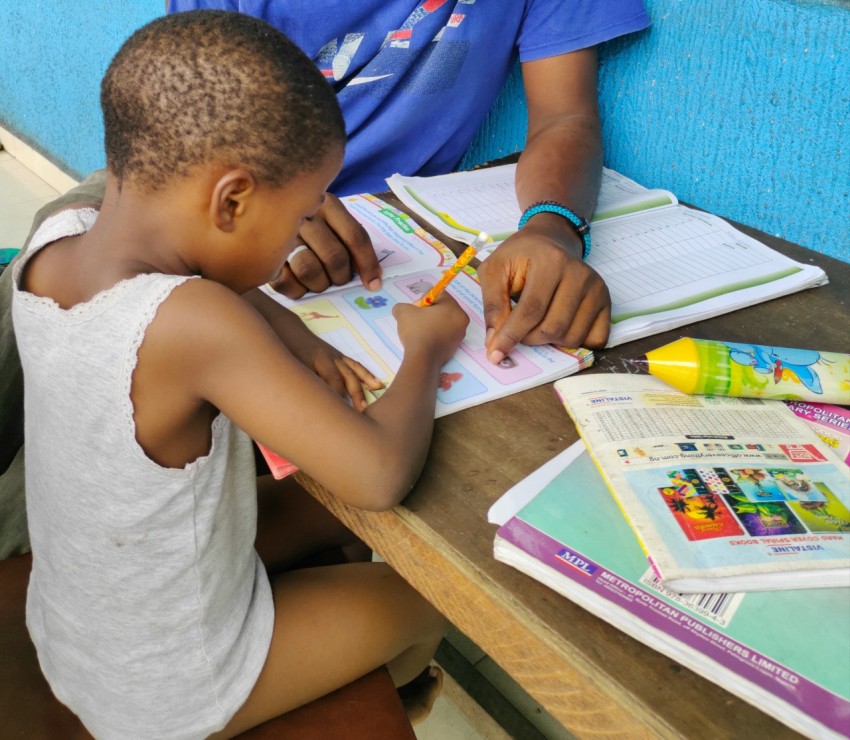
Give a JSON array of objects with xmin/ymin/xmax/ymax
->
[{"xmin": 515, "ymin": 114, "xmax": 603, "ymax": 220}]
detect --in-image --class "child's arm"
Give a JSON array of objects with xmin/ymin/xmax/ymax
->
[
  {"xmin": 136, "ymin": 280, "xmax": 468, "ymax": 511},
  {"xmin": 242, "ymin": 288, "xmax": 382, "ymax": 411}
]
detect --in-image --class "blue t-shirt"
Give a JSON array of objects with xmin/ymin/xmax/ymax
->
[{"xmin": 168, "ymin": 1, "xmax": 650, "ymax": 195}]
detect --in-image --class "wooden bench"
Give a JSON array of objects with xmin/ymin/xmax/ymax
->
[{"xmin": 0, "ymin": 554, "xmax": 415, "ymax": 739}]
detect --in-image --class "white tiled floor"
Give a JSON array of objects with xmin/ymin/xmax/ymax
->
[{"xmin": 0, "ymin": 145, "xmax": 515, "ymax": 740}]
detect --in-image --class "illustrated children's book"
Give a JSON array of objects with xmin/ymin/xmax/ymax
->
[
  {"xmin": 553, "ymin": 374, "xmax": 850, "ymax": 593},
  {"xmin": 264, "ymin": 194, "xmax": 594, "ymax": 420},
  {"xmin": 387, "ymin": 164, "xmax": 828, "ymax": 348},
  {"xmin": 258, "ymin": 194, "xmax": 594, "ymax": 477},
  {"xmin": 489, "ymin": 442, "xmax": 850, "ymax": 740}
]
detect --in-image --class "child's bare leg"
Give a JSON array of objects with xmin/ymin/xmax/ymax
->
[
  {"xmin": 254, "ymin": 474, "xmax": 371, "ymax": 570},
  {"xmin": 213, "ymin": 562, "xmax": 448, "ymax": 738}
]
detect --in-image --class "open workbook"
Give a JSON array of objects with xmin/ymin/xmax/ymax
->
[
  {"xmin": 553, "ymin": 373, "xmax": 850, "ymax": 594},
  {"xmin": 489, "ymin": 442, "xmax": 850, "ymax": 740},
  {"xmin": 387, "ymin": 164, "xmax": 829, "ymax": 347},
  {"xmin": 263, "ymin": 193, "xmax": 593, "ymax": 419}
]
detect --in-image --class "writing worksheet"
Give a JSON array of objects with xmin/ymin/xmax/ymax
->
[
  {"xmin": 387, "ymin": 164, "xmax": 678, "ymax": 243},
  {"xmin": 388, "ymin": 164, "xmax": 827, "ymax": 347},
  {"xmin": 265, "ymin": 194, "xmax": 593, "ymax": 417}
]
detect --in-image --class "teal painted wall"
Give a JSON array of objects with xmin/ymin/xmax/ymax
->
[
  {"xmin": 1, "ymin": 1, "xmax": 847, "ymax": 262},
  {"xmin": 463, "ymin": 0, "xmax": 850, "ymax": 262},
  {"xmin": 0, "ymin": 2, "xmax": 162, "ymax": 176}
]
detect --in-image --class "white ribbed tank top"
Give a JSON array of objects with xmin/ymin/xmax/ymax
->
[{"xmin": 12, "ymin": 209, "xmax": 273, "ymax": 739}]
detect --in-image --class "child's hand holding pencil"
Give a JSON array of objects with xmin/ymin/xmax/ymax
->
[
  {"xmin": 416, "ymin": 232, "xmax": 489, "ymax": 307},
  {"xmin": 393, "ymin": 294, "xmax": 469, "ymax": 368}
]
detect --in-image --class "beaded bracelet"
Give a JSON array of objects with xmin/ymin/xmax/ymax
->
[{"xmin": 517, "ymin": 201, "xmax": 592, "ymax": 260}]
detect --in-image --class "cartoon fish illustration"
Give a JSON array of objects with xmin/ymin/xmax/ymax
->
[{"xmin": 725, "ymin": 343, "xmax": 824, "ymax": 395}]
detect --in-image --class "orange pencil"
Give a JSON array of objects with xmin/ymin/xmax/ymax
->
[{"xmin": 417, "ymin": 232, "xmax": 488, "ymax": 307}]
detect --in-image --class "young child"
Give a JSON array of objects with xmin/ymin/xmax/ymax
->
[{"xmin": 12, "ymin": 11, "xmax": 468, "ymax": 739}]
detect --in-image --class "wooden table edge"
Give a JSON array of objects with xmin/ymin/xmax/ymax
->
[{"xmin": 296, "ymin": 472, "xmax": 680, "ymax": 739}]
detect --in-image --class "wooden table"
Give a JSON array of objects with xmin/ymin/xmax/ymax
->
[{"xmin": 296, "ymin": 201, "xmax": 849, "ymax": 739}]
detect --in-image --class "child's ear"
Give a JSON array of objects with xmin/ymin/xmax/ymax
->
[{"xmin": 210, "ymin": 169, "xmax": 257, "ymax": 232}]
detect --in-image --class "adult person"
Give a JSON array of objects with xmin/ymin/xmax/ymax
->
[
  {"xmin": 169, "ymin": 0, "xmax": 650, "ymax": 359},
  {"xmin": 0, "ymin": 0, "xmax": 650, "ymax": 557}
]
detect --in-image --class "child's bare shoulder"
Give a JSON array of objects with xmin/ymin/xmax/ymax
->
[
  {"xmin": 148, "ymin": 278, "xmax": 273, "ymax": 355},
  {"xmin": 165, "ymin": 277, "xmax": 242, "ymax": 312}
]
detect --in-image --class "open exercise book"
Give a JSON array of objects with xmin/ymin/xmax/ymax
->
[
  {"xmin": 554, "ymin": 373, "xmax": 850, "ymax": 594},
  {"xmin": 263, "ymin": 193, "xmax": 593, "ymax": 417},
  {"xmin": 387, "ymin": 164, "xmax": 829, "ymax": 347},
  {"xmin": 489, "ymin": 441, "xmax": 850, "ymax": 740},
  {"xmin": 258, "ymin": 193, "xmax": 591, "ymax": 477}
]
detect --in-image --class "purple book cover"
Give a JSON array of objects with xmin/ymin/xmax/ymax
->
[{"xmin": 494, "ymin": 449, "xmax": 850, "ymax": 738}]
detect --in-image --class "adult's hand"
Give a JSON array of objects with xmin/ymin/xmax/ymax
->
[
  {"xmin": 476, "ymin": 46, "xmax": 611, "ymax": 363},
  {"xmin": 477, "ymin": 214, "xmax": 610, "ymax": 364},
  {"xmin": 269, "ymin": 193, "xmax": 383, "ymax": 298}
]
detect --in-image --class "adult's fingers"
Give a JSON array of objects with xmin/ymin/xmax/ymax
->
[
  {"xmin": 581, "ymin": 300, "xmax": 611, "ymax": 349},
  {"xmin": 481, "ymin": 260, "xmax": 560, "ymax": 363},
  {"xmin": 298, "ymin": 215, "xmax": 352, "ymax": 288},
  {"xmin": 478, "ymin": 258, "xmax": 519, "ymax": 363},
  {"xmin": 319, "ymin": 194, "xmax": 382, "ymax": 291},
  {"xmin": 268, "ymin": 262, "xmax": 309, "ymax": 299},
  {"xmin": 280, "ymin": 244, "xmax": 333, "ymax": 295},
  {"xmin": 520, "ymin": 271, "xmax": 610, "ymax": 348}
]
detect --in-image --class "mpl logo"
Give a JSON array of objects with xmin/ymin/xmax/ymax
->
[{"xmin": 554, "ymin": 547, "xmax": 597, "ymax": 576}]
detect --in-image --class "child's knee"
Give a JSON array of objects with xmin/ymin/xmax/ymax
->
[
  {"xmin": 372, "ymin": 562, "xmax": 446, "ymax": 630},
  {"xmin": 387, "ymin": 564, "xmax": 448, "ymax": 637}
]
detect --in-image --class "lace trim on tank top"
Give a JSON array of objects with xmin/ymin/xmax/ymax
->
[
  {"xmin": 119, "ymin": 274, "xmax": 229, "ymax": 476},
  {"xmin": 13, "ymin": 208, "xmax": 170, "ymax": 321},
  {"xmin": 14, "ymin": 207, "xmax": 228, "ymax": 475},
  {"xmin": 14, "ymin": 208, "xmax": 100, "ymax": 317}
]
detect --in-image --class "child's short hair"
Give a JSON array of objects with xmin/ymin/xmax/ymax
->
[{"xmin": 101, "ymin": 10, "xmax": 345, "ymax": 192}]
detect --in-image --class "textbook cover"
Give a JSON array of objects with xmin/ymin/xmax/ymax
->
[
  {"xmin": 786, "ymin": 401, "xmax": 850, "ymax": 466},
  {"xmin": 490, "ymin": 443, "xmax": 850, "ymax": 740},
  {"xmin": 553, "ymin": 374, "xmax": 850, "ymax": 594}
]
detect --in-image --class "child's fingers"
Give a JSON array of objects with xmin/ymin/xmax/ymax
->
[
  {"xmin": 316, "ymin": 359, "xmax": 349, "ymax": 399},
  {"xmin": 341, "ymin": 356, "xmax": 384, "ymax": 390},
  {"xmin": 333, "ymin": 358, "xmax": 377, "ymax": 412},
  {"xmin": 392, "ymin": 301, "xmax": 412, "ymax": 320}
]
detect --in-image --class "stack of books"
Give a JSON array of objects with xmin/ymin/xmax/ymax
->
[
  {"xmin": 490, "ymin": 376, "xmax": 850, "ymax": 739},
  {"xmin": 390, "ymin": 161, "xmax": 848, "ymax": 738}
]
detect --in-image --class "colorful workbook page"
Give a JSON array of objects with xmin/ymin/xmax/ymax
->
[
  {"xmin": 489, "ymin": 442, "xmax": 850, "ymax": 740},
  {"xmin": 387, "ymin": 164, "xmax": 828, "ymax": 348},
  {"xmin": 263, "ymin": 194, "xmax": 593, "ymax": 419},
  {"xmin": 553, "ymin": 374, "xmax": 850, "ymax": 593}
]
